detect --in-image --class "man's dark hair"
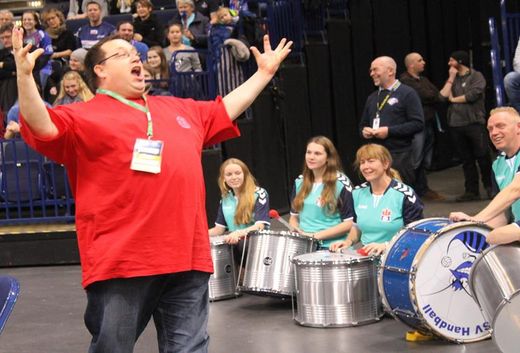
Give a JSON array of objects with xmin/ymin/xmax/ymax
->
[
  {"xmin": 85, "ymin": 0, "xmax": 102, "ymax": 10},
  {"xmin": 84, "ymin": 34, "xmax": 122, "ymax": 91},
  {"xmin": 116, "ymin": 20, "xmax": 133, "ymax": 31},
  {"xmin": 0, "ymin": 22, "xmax": 14, "ymax": 34}
]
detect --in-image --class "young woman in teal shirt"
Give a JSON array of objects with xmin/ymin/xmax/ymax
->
[
  {"xmin": 208, "ymin": 158, "xmax": 270, "ymax": 244},
  {"xmin": 289, "ymin": 136, "xmax": 355, "ymax": 249}
]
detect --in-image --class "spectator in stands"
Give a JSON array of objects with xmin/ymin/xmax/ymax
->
[
  {"xmin": 359, "ymin": 56, "xmax": 424, "ymax": 187},
  {"xmin": 504, "ymin": 38, "xmax": 520, "ymax": 113},
  {"xmin": 68, "ymin": 0, "xmax": 109, "ymax": 19},
  {"xmin": 194, "ymin": 0, "xmax": 219, "ymax": 24},
  {"xmin": 400, "ymin": 52, "xmax": 450, "ymax": 201},
  {"xmin": 0, "ymin": 10, "xmax": 13, "ymax": 49},
  {"xmin": 0, "ymin": 10, "xmax": 13, "ymax": 25},
  {"xmin": 0, "ymin": 22, "xmax": 17, "ymax": 115},
  {"xmin": 146, "ymin": 46, "xmax": 169, "ymax": 88},
  {"xmin": 117, "ymin": 20, "xmax": 148, "ymax": 62},
  {"xmin": 42, "ymin": 8, "xmax": 77, "ymax": 64},
  {"xmin": 69, "ymin": 47, "xmax": 88, "ymax": 73},
  {"xmin": 133, "ymin": 0, "xmax": 164, "ymax": 48},
  {"xmin": 164, "ymin": 23, "xmax": 201, "ymax": 71},
  {"xmin": 143, "ymin": 63, "xmax": 171, "ymax": 95},
  {"xmin": 53, "ymin": 70, "xmax": 94, "ymax": 106},
  {"xmin": 440, "ymin": 50, "xmax": 493, "ymax": 202},
  {"xmin": 210, "ymin": 7, "xmax": 237, "ymax": 52},
  {"xmin": 22, "ymin": 11, "xmax": 54, "ymax": 91},
  {"xmin": 75, "ymin": 1, "xmax": 116, "ymax": 49},
  {"xmin": 111, "ymin": 0, "xmax": 134, "ymax": 14},
  {"xmin": 172, "ymin": 0, "xmax": 210, "ymax": 49}
]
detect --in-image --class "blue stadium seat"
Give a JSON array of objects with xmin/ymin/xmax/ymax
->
[{"xmin": 0, "ymin": 276, "xmax": 20, "ymax": 335}]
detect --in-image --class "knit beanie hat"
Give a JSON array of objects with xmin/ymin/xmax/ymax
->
[
  {"xmin": 450, "ymin": 50, "xmax": 470, "ymax": 67},
  {"xmin": 71, "ymin": 48, "xmax": 88, "ymax": 64}
]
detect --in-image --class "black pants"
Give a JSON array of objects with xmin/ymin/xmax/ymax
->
[
  {"xmin": 390, "ymin": 149, "xmax": 415, "ymax": 187},
  {"xmin": 449, "ymin": 124, "xmax": 492, "ymax": 194}
]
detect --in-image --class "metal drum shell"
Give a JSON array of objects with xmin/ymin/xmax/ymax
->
[
  {"xmin": 469, "ymin": 243, "xmax": 520, "ymax": 353},
  {"xmin": 238, "ymin": 230, "xmax": 318, "ymax": 297},
  {"xmin": 378, "ymin": 219, "xmax": 492, "ymax": 343},
  {"xmin": 293, "ymin": 251, "xmax": 383, "ymax": 327},
  {"xmin": 209, "ymin": 235, "xmax": 239, "ymax": 301}
]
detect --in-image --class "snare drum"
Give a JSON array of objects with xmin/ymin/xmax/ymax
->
[
  {"xmin": 209, "ymin": 235, "xmax": 238, "ymax": 301},
  {"xmin": 292, "ymin": 250, "xmax": 383, "ymax": 327},
  {"xmin": 470, "ymin": 243, "xmax": 520, "ymax": 353},
  {"xmin": 379, "ymin": 218, "xmax": 491, "ymax": 343},
  {"xmin": 238, "ymin": 230, "xmax": 318, "ymax": 297}
]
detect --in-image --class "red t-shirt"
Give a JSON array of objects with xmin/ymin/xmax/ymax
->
[{"xmin": 21, "ymin": 94, "xmax": 240, "ymax": 288}]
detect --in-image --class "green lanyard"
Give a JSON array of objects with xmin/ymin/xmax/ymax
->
[
  {"xmin": 97, "ymin": 89, "xmax": 153, "ymax": 139},
  {"xmin": 376, "ymin": 80, "xmax": 401, "ymax": 112}
]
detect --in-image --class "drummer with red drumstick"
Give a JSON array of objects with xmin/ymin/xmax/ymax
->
[{"xmin": 330, "ymin": 144, "xmax": 424, "ymax": 255}]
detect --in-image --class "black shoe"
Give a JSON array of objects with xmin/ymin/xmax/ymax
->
[{"xmin": 455, "ymin": 192, "xmax": 480, "ymax": 202}]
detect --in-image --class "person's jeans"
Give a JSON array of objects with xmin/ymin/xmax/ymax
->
[
  {"xmin": 504, "ymin": 71, "xmax": 520, "ymax": 112},
  {"xmin": 390, "ymin": 149, "xmax": 415, "ymax": 187},
  {"xmin": 85, "ymin": 271, "xmax": 210, "ymax": 353}
]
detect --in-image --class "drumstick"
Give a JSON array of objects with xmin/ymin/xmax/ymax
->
[{"xmin": 269, "ymin": 209, "xmax": 295, "ymax": 232}]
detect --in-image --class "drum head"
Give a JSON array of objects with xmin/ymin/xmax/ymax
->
[
  {"xmin": 493, "ymin": 291, "xmax": 520, "ymax": 353},
  {"xmin": 413, "ymin": 223, "xmax": 491, "ymax": 342}
]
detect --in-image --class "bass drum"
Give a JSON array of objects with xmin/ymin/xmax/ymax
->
[{"xmin": 379, "ymin": 218, "xmax": 491, "ymax": 343}]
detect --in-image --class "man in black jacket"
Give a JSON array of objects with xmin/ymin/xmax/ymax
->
[{"xmin": 359, "ymin": 56, "xmax": 424, "ymax": 186}]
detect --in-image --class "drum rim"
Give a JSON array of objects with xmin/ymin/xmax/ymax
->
[
  {"xmin": 237, "ymin": 284, "xmax": 293, "ymax": 297},
  {"xmin": 292, "ymin": 250, "xmax": 376, "ymax": 265},
  {"xmin": 379, "ymin": 218, "xmax": 492, "ymax": 342},
  {"xmin": 293, "ymin": 313, "xmax": 384, "ymax": 328},
  {"xmin": 249, "ymin": 229, "xmax": 320, "ymax": 244}
]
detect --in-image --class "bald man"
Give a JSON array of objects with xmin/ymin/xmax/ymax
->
[
  {"xmin": 450, "ymin": 107, "xmax": 520, "ymax": 227},
  {"xmin": 359, "ymin": 56, "xmax": 424, "ymax": 186},
  {"xmin": 400, "ymin": 52, "xmax": 452, "ymax": 200}
]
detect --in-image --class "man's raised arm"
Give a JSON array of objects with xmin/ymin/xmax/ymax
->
[
  {"xmin": 13, "ymin": 27, "xmax": 58, "ymax": 138},
  {"xmin": 223, "ymin": 35, "xmax": 292, "ymax": 121}
]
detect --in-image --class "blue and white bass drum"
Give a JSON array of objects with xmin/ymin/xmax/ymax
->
[{"xmin": 379, "ymin": 218, "xmax": 491, "ymax": 343}]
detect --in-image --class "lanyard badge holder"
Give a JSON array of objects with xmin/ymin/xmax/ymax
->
[
  {"xmin": 373, "ymin": 81, "xmax": 400, "ymax": 130},
  {"xmin": 97, "ymin": 89, "xmax": 164, "ymax": 174}
]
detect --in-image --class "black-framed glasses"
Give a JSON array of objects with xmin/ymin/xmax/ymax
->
[{"xmin": 97, "ymin": 48, "xmax": 139, "ymax": 65}]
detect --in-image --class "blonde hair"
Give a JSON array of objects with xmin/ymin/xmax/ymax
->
[
  {"xmin": 54, "ymin": 71, "xmax": 94, "ymax": 105},
  {"xmin": 218, "ymin": 158, "xmax": 258, "ymax": 226},
  {"xmin": 355, "ymin": 144, "xmax": 401, "ymax": 181},
  {"xmin": 489, "ymin": 106, "xmax": 520, "ymax": 120},
  {"xmin": 292, "ymin": 136, "xmax": 343, "ymax": 214}
]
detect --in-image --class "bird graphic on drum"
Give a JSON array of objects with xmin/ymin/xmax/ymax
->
[{"xmin": 379, "ymin": 217, "xmax": 492, "ymax": 343}]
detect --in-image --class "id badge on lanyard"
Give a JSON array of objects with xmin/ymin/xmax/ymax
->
[
  {"xmin": 131, "ymin": 138, "xmax": 164, "ymax": 174},
  {"xmin": 372, "ymin": 112, "xmax": 380, "ymax": 129}
]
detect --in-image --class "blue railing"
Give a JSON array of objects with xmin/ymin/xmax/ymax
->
[
  {"xmin": 0, "ymin": 139, "xmax": 74, "ymax": 225},
  {"xmin": 489, "ymin": 17, "xmax": 506, "ymax": 107}
]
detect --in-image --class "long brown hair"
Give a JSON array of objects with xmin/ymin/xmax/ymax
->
[
  {"xmin": 218, "ymin": 158, "xmax": 258, "ymax": 225},
  {"xmin": 355, "ymin": 144, "xmax": 401, "ymax": 181},
  {"xmin": 54, "ymin": 71, "xmax": 94, "ymax": 105},
  {"xmin": 292, "ymin": 136, "xmax": 343, "ymax": 214}
]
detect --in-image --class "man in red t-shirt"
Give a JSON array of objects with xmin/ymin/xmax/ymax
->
[{"xmin": 13, "ymin": 29, "xmax": 292, "ymax": 353}]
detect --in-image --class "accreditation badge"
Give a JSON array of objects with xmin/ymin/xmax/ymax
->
[
  {"xmin": 372, "ymin": 113, "xmax": 380, "ymax": 129},
  {"xmin": 130, "ymin": 138, "xmax": 164, "ymax": 174}
]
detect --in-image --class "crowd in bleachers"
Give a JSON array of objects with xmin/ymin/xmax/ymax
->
[{"xmin": 0, "ymin": 0, "xmax": 261, "ymax": 131}]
